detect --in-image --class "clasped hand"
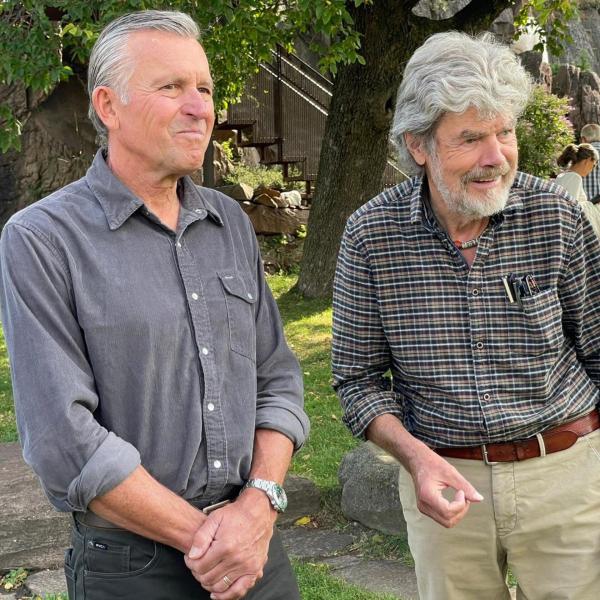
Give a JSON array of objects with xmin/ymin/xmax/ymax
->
[{"xmin": 184, "ymin": 493, "xmax": 274, "ymax": 600}]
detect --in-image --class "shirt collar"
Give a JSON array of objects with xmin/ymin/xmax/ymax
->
[{"xmin": 86, "ymin": 150, "xmax": 223, "ymax": 230}]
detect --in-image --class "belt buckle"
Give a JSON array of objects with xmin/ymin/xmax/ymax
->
[{"xmin": 481, "ymin": 444, "xmax": 498, "ymax": 466}]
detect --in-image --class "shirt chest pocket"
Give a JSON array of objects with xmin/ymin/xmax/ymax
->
[
  {"xmin": 218, "ymin": 271, "xmax": 258, "ymax": 360},
  {"xmin": 504, "ymin": 288, "xmax": 563, "ymax": 358}
]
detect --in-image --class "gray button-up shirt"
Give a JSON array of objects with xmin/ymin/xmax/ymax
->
[{"xmin": 0, "ymin": 151, "xmax": 309, "ymax": 512}]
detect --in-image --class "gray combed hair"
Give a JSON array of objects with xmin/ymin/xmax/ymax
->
[
  {"xmin": 88, "ymin": 10, "xmax": 200, "ymax": 148},
  {"xmin": 581, "ymin": 123, "xmax": 600, "ymax": 143},
  {"xmin": 391, "ymin": 31, "xmax": 532, "ymax": 176}
]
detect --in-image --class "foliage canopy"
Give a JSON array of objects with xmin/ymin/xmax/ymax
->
[
  {"xmin": 516, "ymin": 85, "xmax": 574, "ymax": 178},
  {"xmin": 0, "ymin": 0, "xmax": 370, "ymax": 152},
  {"xmin": 0, "ymin": 1, "xmax": 583, "ymax": 154}
]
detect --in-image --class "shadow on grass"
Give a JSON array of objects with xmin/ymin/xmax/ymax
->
[{"xmin": 276, "ymin": 287, "xmax": 332, "ymax": 323}]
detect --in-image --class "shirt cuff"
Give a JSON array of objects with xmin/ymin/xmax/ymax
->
[
  {"xmin": 342, "ymin": 390, "xmax": 404, "ymax": 440},
  {"xmin": 66, "ymin": 432, "xmax": 141, "ymax": 511},
  {"xmin": 255, "ymin": 404, "xmax": 310, "ymax": 452}
]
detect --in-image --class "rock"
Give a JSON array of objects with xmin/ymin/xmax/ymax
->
[
  {"xmin": 553, "ymin": 66, "xmax": 600, "ymax": 132},
  {"xmin": 322, "ymin": 555, "xmax": 419, "ymax": 600},
  {"xmin": 518, "ymin": 51, "xmax": 552, "ymax": 90},
  {"xmin": 339, "ymin": 442, "xmax": 406, "ymax": 535},
  {"xmin": 254, "ymin": 185, "xmax": 281, "ymax": 199},
  {"xmin": 581, "ymin": 85, "xmax": 600, "ymax": 127},
  {"xmin": 280, "ymin": 528, "xmax": 354, "ymax": 560},
  {"xmin": 238, "ymin": 147, "xmax": 261, "ymax": 167},
  {"xmin": 0, "ymin": 443, "xmax": 70, "ymax": 571},
  {"xmin": 216, "ymin": 182, "xmax": 254, "ymax": 201},
  {"xmin": 212, "ymin": 141, "xmax": 235, "ymax": 187},
  {"xmin": 254, "ymin": 185, "xmax": 290, "ymax": 208},
  {"xmin": 281, "ymin": 190, "xmax": 302, "ymax": 208},
  {"xmin": 253, "ymin": 193, "xmax": 279, "ymax": 208},
  {"xmin": 239, "ymin": 204, "xmax": 308, "ymax": 235},
  {"xmin": 280, "ymin": 474, "xmax": 320, "ymax": 527},
  {"xmin": 26, "ymin": 569, "xmax": 67, "ymax": 597}
]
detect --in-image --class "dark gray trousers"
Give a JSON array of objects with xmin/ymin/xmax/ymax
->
[{"xmin": 64, "ymin": 517, "xmax": 300, "ymax": 599}]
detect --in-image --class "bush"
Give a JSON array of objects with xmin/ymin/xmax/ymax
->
[
  {"xmin": 516, "ymin": 85, "xmax": 574, "ymax": 178},
  {"xmin": 222, "ymin": 164, "xmax": 285, "ymax": 190}
]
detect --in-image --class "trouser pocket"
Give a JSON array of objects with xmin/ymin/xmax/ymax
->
[{"xmin": 64, "ymin": 547, "xmax": 77, "ymax": 599}]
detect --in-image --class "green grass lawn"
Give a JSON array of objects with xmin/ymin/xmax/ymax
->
[
  {"xmin": 0, "ymin": 327, "xmax": 15, "ymax": 442},
  {"xmin": 0, "ymin": 273, "xmax": 407, "ymax": 599},
  {"xmin": 269, "ymin": 274, "xmax": 359, "ymax": 491}
]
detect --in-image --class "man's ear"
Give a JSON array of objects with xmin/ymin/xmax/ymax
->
[
  {"xmin": 405, "ymin": 133, "xmax": 428, "ymax": 166},
  {"xmin": 92, "ymin": 86, "xmax": 121, "ymax": 131}
]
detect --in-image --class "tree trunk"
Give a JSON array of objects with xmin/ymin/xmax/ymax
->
[{"xmin": 296, "ymin": 0, "xmax": 512, "ymax": 298}]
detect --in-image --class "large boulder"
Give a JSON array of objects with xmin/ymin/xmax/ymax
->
[
  {"xmin": 239, "ymin": 204, "xmax": 308, "ymax": 235},
  {"xmin": 339, "ymin": 442, "xmax": 406, "ymax": 535},
  {"xmin": 518, "ymin": 51, "xmax": 552, "ymax": 91},
  {"xmin": 216, "ymin": 182, "xmax": 254, "ymax": 201},
  {"xmin": 553, "ymin": 65, "xmax": 600, "ymax": 132}
]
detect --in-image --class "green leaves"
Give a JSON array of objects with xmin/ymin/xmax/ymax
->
[
  {"xmin": 0, "ymin": 0, "xmax": 371, "ymax": 152},
  {"xmin": 516, "ymin": 85, "xmax": 574, "ymax": 178},
  {"xmin": 514, "ymin": 0, "xmax": 577, "ymax": 56}
]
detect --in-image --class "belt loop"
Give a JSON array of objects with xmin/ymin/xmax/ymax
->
[{"xmin": 536, "ymin": 433, "xmax": 546, "ymax": 457}]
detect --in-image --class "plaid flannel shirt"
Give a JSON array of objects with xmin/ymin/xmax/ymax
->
[
  {"xmin": 332, "ymin": 172, "xmax": 600, "ymax": 448},
  {"xmin": 582, "ymin": 141, "xmax": 600, "ymax": 201}
]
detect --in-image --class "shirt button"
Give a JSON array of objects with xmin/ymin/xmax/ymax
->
[
  {"xmin": 247, "ymin": 293, "xmax": 253, "ymax": 300},
  {"xmin": 207, "ymin": 402, "xmax": 215, "ymax": 411},
  {"xmin": 475, "ymin": 341, "xmax": 484, "ymax": 350},
  {"xmin": 191, "ymin": 293, "xmax": 199, "ymax": 300},
  {"xmin": 176, "ymin": 242, "xmax": 182, "ymax": 248},
  {"xmin": 201, "ymin": 347, "xmax": 209, "ymax": 355},
  {"xmin": 472, "ymin": 288, "xmax": 480, "ymax": 296},
  {"xmin": 483, "ymin": 393, "xmax": 491, "ymax": 402},
  {"xmin": 214, "ymin": 460, "xmax": 222, "ymax": 469},
  {"xmin": 195, "ymin": 209, "xmax": 202, "ymax": 213}
]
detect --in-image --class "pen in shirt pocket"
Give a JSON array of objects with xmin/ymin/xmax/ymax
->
[{"xmin": 502, "ymin": 273, "xmax": 540, "ymax": 304}]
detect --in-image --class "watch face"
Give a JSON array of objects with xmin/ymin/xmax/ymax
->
[{"xmin": 272, "ymin": 483, "xmax": 287, "ymax": 510}]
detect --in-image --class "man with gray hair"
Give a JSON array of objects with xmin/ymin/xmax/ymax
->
[
  {"xmin": 333, "ymin": 31, "xmax": 600, "ymax": 600},
  {"xmin": 581, "ymin": 122, "xmax": 600, "ymax": 201},
  {"xmin": 0, "ymin": 10, "xmax": 308, "ymax": 600}
]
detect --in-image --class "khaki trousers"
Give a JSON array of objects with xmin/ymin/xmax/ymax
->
[{"xmin": 398, "ymin": 429, "xmax": 600, "ymax": 600}]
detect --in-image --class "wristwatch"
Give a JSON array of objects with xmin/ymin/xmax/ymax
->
[{"xmin": 243, "ymin": 478, "xmax": 288, "ymax": 513}]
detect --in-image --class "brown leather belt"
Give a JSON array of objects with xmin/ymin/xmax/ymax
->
[{"xmin": 436, "ymin": 410, "xmax": 600, "ymax": 464}]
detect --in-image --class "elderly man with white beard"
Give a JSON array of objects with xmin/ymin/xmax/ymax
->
[{"xmin": 332, "ymin": 32, "xmax": 600, "ymax": 600}]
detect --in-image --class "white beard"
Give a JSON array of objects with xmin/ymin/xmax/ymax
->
[{"xmin": 428, "ymin": 150, "xmax": 515, "ymax": 219}]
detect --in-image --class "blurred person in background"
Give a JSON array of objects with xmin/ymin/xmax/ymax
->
[
  {"xmin": 580, "ymin": 123, "xmax": 600, "ymax": 200},
  {"xmin": 555, "ymin": 142, "xmax": 600, "ymax": 237}
]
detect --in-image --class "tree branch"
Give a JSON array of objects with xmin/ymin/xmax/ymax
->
[
  {"xmin": 448, "ymin": 0, "xmax": 514, "ymax": 31},
  {"xmin": 408, "ymin": 0, "xmax": 514, "ymax": 37}
]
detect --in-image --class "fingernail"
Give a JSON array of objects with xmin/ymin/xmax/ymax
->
[
  {"xmin": 188, "ymin": 546, "xmax": 201, "ymax": 559},
  {"xmin": 474, "ymin": 492, "xmax": 484, "ymax": 501}
]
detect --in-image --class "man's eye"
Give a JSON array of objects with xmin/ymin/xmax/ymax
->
[
  {"xmin": 197, "ymin": 87, "xmax": 212, "ymax": 95},
  {"xmin": 162, "ymin": 84, "xmax": 178, "ymax": 90}
]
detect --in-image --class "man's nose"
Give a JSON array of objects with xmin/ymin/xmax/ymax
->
[
  {"xmin": 479, "ymin": 136, "xmax": 506, "ymax": 167},
  {"xmin": 182, "ymin": 90, "xmax": 213, "ymax": 118}
]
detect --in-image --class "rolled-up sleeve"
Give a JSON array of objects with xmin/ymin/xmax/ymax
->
[
  {"xmin": 332, "ymin": 220, "xmax": 403, "ymax": 439},
  {"xmin": 0, "ymin": 222, "xmax": 140, "ymax": 512},
  {"xmin": 248, "ymin": 221, "xmax": 309, "ymax": 451}
]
